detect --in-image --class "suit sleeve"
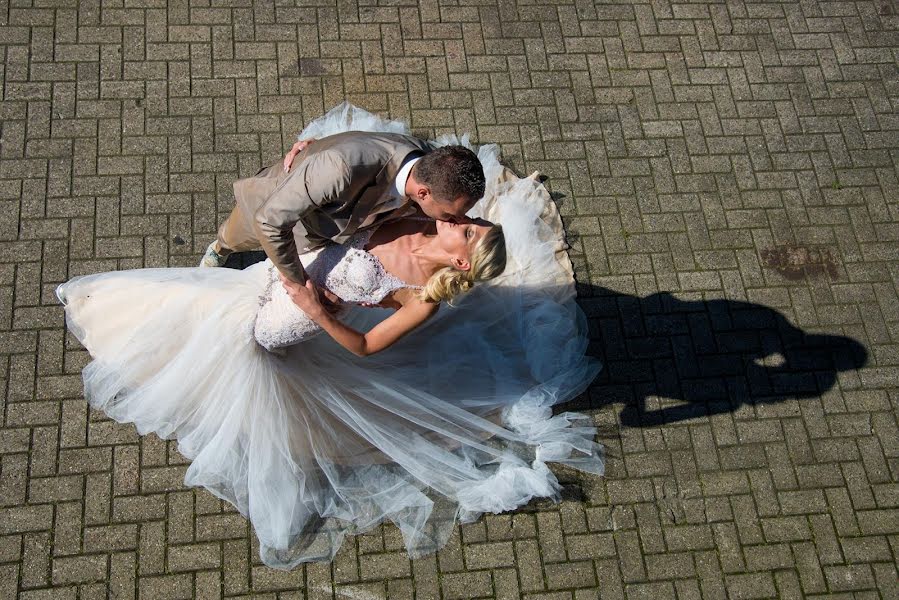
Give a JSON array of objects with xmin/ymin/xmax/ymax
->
[{"xmin": 254, "ymin": 150, "xmax": 350, "ymax": 284}]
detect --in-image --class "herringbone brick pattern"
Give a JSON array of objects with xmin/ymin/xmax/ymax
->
[{"xmin": 1, "ymin": 1, "xmax": 897, "ymax": 598}]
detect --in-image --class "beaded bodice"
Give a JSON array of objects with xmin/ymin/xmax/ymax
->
[
  {"xmin": 303, "ymin": 229, "xmax": 422, "ymax": 304},
  {"xmin": 253, "ymin": 225, "xmax": 424, "ymax": 351}
]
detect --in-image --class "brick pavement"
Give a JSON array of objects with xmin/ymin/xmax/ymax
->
[{"xmin": 1, "ymin": 1, "xmax": 897, "ymax": 598}]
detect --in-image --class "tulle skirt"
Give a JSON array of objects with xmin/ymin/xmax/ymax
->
[{"xmin": 57, "ymin": 103, "xmax": 603, "ymax": 568}]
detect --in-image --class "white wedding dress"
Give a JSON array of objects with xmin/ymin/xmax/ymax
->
[{"xmin": 56, "ymin": 104, "xmax": 603, "ymax": 569}]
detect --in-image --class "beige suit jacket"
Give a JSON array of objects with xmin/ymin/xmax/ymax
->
[{"xmin": 232, "ymin": 131, "xmax": 433, "ymax": 283}]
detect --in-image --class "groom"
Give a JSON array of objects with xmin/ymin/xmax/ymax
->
[{"xmin": 200, "ymin": 131, "xmax": 486, "ymax": 286}]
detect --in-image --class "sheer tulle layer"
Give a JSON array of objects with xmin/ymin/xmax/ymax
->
[{"xmin": 57, "ymin": 103, "xmax": 603, "ymax": 568}]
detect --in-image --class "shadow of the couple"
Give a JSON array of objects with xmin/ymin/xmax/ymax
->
[
  {"xmin": 226, "ymin": 248, "xmax": 867, "ymax": 430},
  {"xmin": 575, "ymin": 285, "xmax": 868, "ymax": 428}
]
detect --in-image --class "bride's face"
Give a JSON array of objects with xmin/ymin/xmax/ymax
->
[{"xmin": 435, "ymin": 218, "xmax": 492, "ymax": 271}]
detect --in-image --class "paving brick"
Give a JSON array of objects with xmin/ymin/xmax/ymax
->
[
  {"xmin": 440, "ymin": 570, "xmax": 492, "ymax": 599},
  {"xmin": 463, "ymin": 541, "xmax": 515, "ymax": 569},
  {"xmin": 625, "ymin": 581, "xmax": 676, "ymax": 600},
  {"xmin": 137, "ymin": 573, "xmax": 193, "ymax": 600},
  {"xmin": 545, "ymin": 560, "xmax": 596, "ymax": 589},
  {"xmin": 249, "ymin": 564, "xmax": 304, "ymax": 591},
  {"xmin": 51, "ymin": 554, "xmax": 108, "ymax": 585},
  {"xmin": 359, "ymin": 551, "xmax": 411, "ymax": 580},
  {"xmin": 724, "ymin": 572, "xmax": 777, "ymax": 600}
]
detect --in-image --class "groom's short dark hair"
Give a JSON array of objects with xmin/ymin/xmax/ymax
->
[{"xmin": 414, "ymin": 146, "xmax": 485, "ymax": 203}]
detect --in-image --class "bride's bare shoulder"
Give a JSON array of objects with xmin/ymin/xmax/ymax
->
[{"xmin": 388, "ymin": 288, "xmax": 439, "ymax": 311}]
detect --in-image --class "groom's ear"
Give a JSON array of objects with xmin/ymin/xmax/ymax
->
[{"xmin": 415, "ymin": 185, "xmax": 431, "ymax": 201}]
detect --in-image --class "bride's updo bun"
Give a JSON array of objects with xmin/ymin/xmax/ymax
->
[{"xmin": 420, "ymin": 224, "xmax": 507, "ymax": 304}]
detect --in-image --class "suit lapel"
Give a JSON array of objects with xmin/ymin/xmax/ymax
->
[{"xmin": 335, "ymin": 145, "xmax": 426, "ymax": 243}]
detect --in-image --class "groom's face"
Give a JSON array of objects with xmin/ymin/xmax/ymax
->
[{"xmin": 415, "ymin": 191, "xmax": 476, "ymax": 223}]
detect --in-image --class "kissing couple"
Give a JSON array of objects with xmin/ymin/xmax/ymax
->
[{"xmin": 57, "ymin": 104, "xmax": 603, "ymax": 568}]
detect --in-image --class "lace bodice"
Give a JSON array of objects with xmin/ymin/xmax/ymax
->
[
  {"xmin": 304, "ymin": 229, "xmax": 421, "ymax": 304},
  {"xmin": 253, "ymin": 228, "xmax": 421, "ymax": 350}
]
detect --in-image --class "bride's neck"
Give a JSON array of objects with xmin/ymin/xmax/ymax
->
[
  {"xmin": 407, "ymin": 226, "xmax": 451, "ymax": 274},
  {"xmin": 374, "ymin": 221, "xmax": 449, "ymax": 277}
]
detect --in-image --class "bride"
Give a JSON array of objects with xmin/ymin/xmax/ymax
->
[
  {"xmin": 56, "ymin": 104, "xmax": 603, "ymax": 568},
  {"xmin": 262, "ymin": 216, "xmax": 506, "ymax": 356}
]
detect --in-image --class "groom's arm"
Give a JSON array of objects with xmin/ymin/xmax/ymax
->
[{"xmin": 254, "ymin": 150, "xmax": 351, "ymax": 284}]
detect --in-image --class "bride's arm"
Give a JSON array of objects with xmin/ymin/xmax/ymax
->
[{"xmin": 282, "ymin": 280, "xmax": 438, "ymax": 356}]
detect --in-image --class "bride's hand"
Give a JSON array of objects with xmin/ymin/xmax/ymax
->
[{"xmin": 283, "ymin": 139, "xmax": 316, "ymax": 172}]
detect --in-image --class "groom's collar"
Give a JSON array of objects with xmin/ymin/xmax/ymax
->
[{"xmin": 394, "ymin": 155, "xmax": 421, "ymax": 198}]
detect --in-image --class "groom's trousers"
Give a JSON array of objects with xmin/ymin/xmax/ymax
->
[{"xmin": 213, "ymin": 161, "xmax": 289, "ymax": 256}]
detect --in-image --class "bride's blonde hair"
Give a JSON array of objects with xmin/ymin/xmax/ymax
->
[{"xmin": 419, "ymin": 224, "xmax": 507, "ymax": 304}]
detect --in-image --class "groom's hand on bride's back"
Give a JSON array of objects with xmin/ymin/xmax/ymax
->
[
  {"xmin": 283, "ymin": 139, "xmax": 317, "ymax": 173},
  {"xmin": 279, "ymin": 273, "xmax": 341, "ymax": 316}
]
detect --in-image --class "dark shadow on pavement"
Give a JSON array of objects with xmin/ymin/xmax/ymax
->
[{"xmin": 576, "ymin": 286, "xmax": 868, "ymax": 427}]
